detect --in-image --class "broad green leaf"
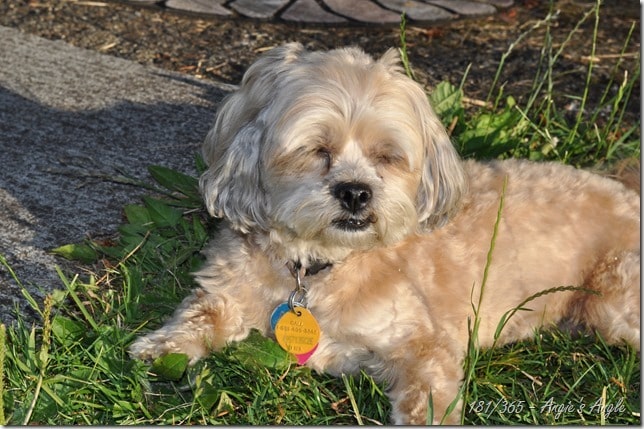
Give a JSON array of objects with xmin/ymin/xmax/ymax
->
[
  {"xmin": 151, "ymin": 353, "xmax": 189, "ymax": 381},
  {"xmin": 50, "ymin": 288, "xmax": 69, "ymax": 306},
  {"xmin": 192, "ymin": 215, "xmax": 208, "ymax": 243},
  {"xmin": 429, "ymin": 81, "xmax": 463, "ymax": 118},
  {"xmin": 123, "ymin": 204, "xmax": 152, "ymax": 225},
  {"xmin": 143, "ymin": 197, "xmax": 183, "ymax": 228},
  {"xmin": 117, "ymin": 223, "xmax": 149, "ymax": 240},
  {"xmin": 229, "ymin": 330, "xmax": 293, "ymax": 370},
  {"xmin": 51, "ymin": 243, "xmax": 98, "ymax": 264},
  {"xmin": 148, "ymin": 165, "xmax": 199, "ymax": 198},
  {"xmin": 195, "ymin": 381, "xmax": 221, "ymax": 411},
  {"xmin": 194, "ymin": 153, "xmax": 208, "ymax": 174},
  {"xmin": 51, "ymin": 316, "xmax": 85, "ymax": 343}
]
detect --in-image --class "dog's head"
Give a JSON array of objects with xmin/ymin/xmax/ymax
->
[{"xmin": 199, "ymin": 43, "xmax": 466, "ymax": 263}]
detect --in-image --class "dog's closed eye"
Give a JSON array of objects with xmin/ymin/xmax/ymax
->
[
  {"xmin": 369, "ymin": 143, "xmax": 408, "ymax": 168},
  {"xmin": 315, "ymin": 147, "xmax": 333, "ymax": 171}
]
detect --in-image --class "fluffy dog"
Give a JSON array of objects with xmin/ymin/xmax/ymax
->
[{"xmin": 130, "ymin": 43, "xmax": 640, "ymax": 424}]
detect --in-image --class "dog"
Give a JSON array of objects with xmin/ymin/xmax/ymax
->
[{"xmin": 129, "ymin": 43, "xmax": 640, "ymax": 424}]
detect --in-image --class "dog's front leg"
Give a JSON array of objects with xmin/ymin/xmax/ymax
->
[
  {"xmin": 129, "ymin": 287, "xmax": 260, "ymax": 364},
  {"xmin": 386, "ymin": 333, "xmax": 465, "ymax": 425}
]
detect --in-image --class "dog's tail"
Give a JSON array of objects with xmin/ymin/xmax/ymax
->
[{"xmin": 608, "ymin": 157, "xmax": 641, "ymax": 195}]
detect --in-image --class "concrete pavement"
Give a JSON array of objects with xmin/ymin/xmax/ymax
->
[{"xmin": 0, "ymin": 25, "xmax": 233, "ymax": 324}]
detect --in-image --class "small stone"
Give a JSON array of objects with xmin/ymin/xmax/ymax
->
[
  {"xmin": 481, "ymin": 0, "xmax": 514, "ymax": 7},
  {"xmin": 165, "ymin": 0, "xmax": 231, "ymax": 16},
  {"xmin": 229, "ymin": 0, "xmax": 290, "ymax": 19},
  {"xmin": 124, "ymin": 0, "xmax": 159, "ymax": 4},
  {"xmin": 325, "ymin": 0, "xmax": 402, "ymax": 24},
  {"xmin": 425, "ymin": 0, "xmax": 496, "ymax": 16},
  {"xmin": 281, "ymin": 0, "xmax": 348, "ymax": 24},
  {"xmin": 379, "ymin": 0, "xmax": 456, "ymax": 21}
]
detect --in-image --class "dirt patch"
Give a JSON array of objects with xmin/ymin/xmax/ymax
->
[{"xmin": 0, "ymin": 0, "xmax": 639, "ymax": 122}]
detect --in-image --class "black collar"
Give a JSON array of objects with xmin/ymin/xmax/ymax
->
[{"xmin": 287, "ymin": 259, "xmax": 333, "ymax": 277}]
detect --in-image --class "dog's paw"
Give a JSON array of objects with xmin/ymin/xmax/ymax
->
[{"xmin": 129, "ymin": 330, "xmax": 207, "ymax": 365}]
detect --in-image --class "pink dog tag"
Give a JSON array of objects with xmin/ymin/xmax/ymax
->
[{"xmin": 295, "ymin": 344, "xmax": 318, "ymax": 364}]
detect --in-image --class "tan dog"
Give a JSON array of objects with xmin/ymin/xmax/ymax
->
[{"xmin": 129, "ymin": 43, "xmax": 640, "ymax": 424}]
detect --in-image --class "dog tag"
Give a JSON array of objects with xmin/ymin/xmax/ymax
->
[
  {"xmin": 270, "ymin": 302, "xmax": 290, "ymax": 332},
  {"xmin": 274, "ymin": 307, "xmax": 321, "ymax": 357},
  {"xmin": 295, "ymin": 344, "xmax": 318, "ymax": 365}
]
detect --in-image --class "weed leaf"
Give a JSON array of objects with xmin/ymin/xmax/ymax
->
[
  {"xmin": 143, "ymin": 197, "xmax": 183, "ymax": 228},
  {"xmin": 123, "ymin": 204, "xmax": 152, "ymax": 226},
  {"xmin": 51, "ymin": 316, "xmax": 85, "ymax": 343},
  {"xmin": 51, "ymin": 243, "xmax": 98, "ymax": 264},
  {"xmin": 151, "ymin": 353, "xmax": 189, "ymax": 381},
  {"xmin": 429, "ymin": 81, "xmax": 463, "ymax": 120},
  {"xmin": 148, "ymin": 165, "xmax": 200, "ymax": 198},
  {"xmin": 229, "ymin": 330, "xmax": 293, "ymax": 370}
]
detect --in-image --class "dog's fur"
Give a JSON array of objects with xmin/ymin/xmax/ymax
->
[{"xmin": 130, "ymin": 43, "xmax": 640, "ymax": 424}]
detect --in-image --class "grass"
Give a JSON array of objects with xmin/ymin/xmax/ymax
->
[{"xmin": 1, "ymin": 0, "xmax": 640, "ymax": 425}]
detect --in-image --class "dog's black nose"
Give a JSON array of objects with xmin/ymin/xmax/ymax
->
[{"xmin": 333, "ymin": 182, "xmax": 372, "ymax": 214}]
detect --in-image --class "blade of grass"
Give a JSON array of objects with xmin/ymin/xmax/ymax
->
[
  {"xmin": 55, "ymin": 266, "xmax": 99, "ymax": 332},
  {"xmin": 398, "ymin": 13, "xmax": 415, "ymax": 80},
  {"xmin": 0, "ymin": 254, "xmax": 44, "ymax": 318},
  {"xmin": 590, "ymin": 21, "xmax": 638, "ymax": 132},
  {"xmin": 0, "ymin": 323, "xmax": 5, "ymax": 425},
  {"xmin": 564, "ymin": 0, "xmax": 601, "ymax": 148},
  {"xmin": 342, "ymin": 374, "xmax": 364, "ymax": 425},
  {"xmin": 486, "ymin": 10, "xmax": 559, "ymax": 104},
  {"xmin": 455, "ymin": 176, "xmax": 508, "ymax": 424},
  {"xmin": 523, "ymin": 2, "xmax": 596, "ymax": 123}
]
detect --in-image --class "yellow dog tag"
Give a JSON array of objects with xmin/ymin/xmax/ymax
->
[{"xmin": 274, "ymin": 307, "xmax": 320, "ymax": 355}]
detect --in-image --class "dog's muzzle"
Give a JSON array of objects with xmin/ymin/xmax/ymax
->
[{"xmin": 332, "ymin": 182, "xmax": 376, "ymax": 231}]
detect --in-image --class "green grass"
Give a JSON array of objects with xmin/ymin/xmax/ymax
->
[{"xmin": 1, "ymin": 0, "xmax": 640, "ymax": 425}]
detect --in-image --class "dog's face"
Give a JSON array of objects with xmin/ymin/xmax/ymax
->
[{"xmin": 199, "ymin": 43, "xmax": 466, "ymax": 263}]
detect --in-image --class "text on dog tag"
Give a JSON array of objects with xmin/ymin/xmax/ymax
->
[{"xmin": 274, "ymin": 307, "xmax": 320, "ymax": 356}]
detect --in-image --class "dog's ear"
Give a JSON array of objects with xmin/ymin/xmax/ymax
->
[
  {"xmin": 199, "ymin": 43, "xmax": 305, "ymax": 232},
  {"xmin": 378, "ymin": 48, "xmax": 467, "ymax": 229},
  {"xmin": 416, "ymin": 106, "xmax": 467, "ymax": 228}
]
